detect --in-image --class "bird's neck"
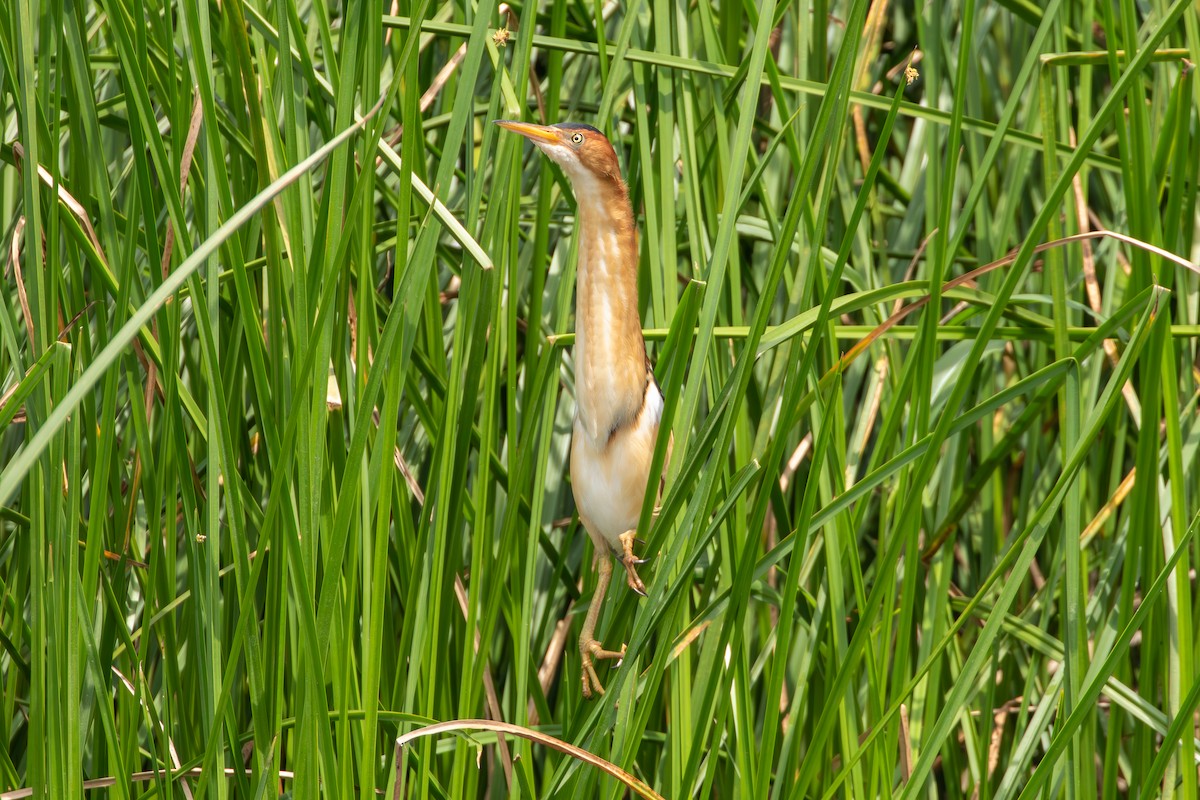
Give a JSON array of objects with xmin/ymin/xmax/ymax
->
[{"xmin": 572, "ymin": 175, "xmax": 647, "ymax": 445}]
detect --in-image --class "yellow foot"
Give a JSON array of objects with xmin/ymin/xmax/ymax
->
[
  {"xmin": 617, "ymin": 530, "xmax": 647, "ymax": 596},
  {"xmin": 580, "ymin": 639, "xmax": 626, "ymax": 699}
]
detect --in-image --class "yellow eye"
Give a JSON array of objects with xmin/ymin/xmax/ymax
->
[{"xmin": 571, "ymin": 132, "xmax": 584, "ymax": 145}]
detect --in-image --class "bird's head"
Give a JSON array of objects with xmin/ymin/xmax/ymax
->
[{"xmin": 495, "ymin": 120, "xmax": 622, "ymax": 187}]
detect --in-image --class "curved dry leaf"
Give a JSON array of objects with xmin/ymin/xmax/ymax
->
[
  {"xmin": 395, "ymin": 719, "xmax": 665, "ymax": 800},
  {"xmin": 8, "ymin": 217, "xmax": 32, "ymax": 339}
]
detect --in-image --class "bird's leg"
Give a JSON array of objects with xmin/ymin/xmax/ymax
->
[
  {"xmin": 617, "ymin": 530, "xmax": 647, "ymax": 596},
  {"xmin": 580, "ymin": 553, "xmax": 626, "ymax": 698}
]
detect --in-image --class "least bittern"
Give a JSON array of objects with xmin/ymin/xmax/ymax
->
[{"xmin": 497, "ymin": 119, "xmax": 666, "ymax": 698}]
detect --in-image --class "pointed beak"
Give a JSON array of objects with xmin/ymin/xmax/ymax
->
[{"xmin": 494, "ymin": 119, "xmax": 560, "ymax": 145}]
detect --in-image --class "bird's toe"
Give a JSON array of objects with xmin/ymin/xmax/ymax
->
[{"xmin": 622, "ymin": 563, "xmax": 647, "ymax": 596}]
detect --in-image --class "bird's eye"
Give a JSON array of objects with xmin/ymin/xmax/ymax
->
[{"xmin": 571, "ymin": 132, "xmax": 584, "ymax": 145}]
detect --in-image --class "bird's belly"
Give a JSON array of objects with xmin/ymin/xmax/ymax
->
[{"xmin": 570, "ymin": 387, "xmax": 663, "ymax": 551}]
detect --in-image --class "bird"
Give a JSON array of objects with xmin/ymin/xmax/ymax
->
[{"xmin": 496, "ymin": 119, "xmax": 668, "ymax": 698}]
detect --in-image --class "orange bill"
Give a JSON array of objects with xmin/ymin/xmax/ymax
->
[{"xmin": 494, "ymin": 120, "xmax": 559, "ymax": 143}]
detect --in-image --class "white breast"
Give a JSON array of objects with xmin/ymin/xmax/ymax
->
[{"xmin": 570, "ymin": 381, "xmax": 665, "ymax": 549}]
